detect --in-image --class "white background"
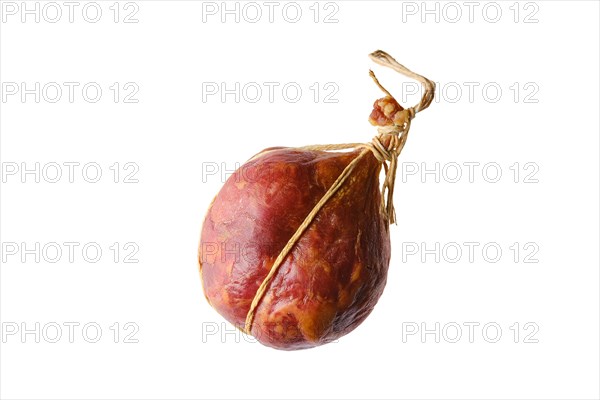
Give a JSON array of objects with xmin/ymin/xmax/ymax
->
[{"xmin": 1, "ymin": 1, "xmax": 599, "ymax": 399}]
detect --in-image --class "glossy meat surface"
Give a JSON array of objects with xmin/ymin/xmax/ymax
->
[{"xmin": 199, "ymin": 147, "xmax": 390, "ymax": 350}]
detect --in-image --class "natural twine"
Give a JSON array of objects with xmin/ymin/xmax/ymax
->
[{"xmin": 243, "ymin": 50, "xmax": 435, "ymax": 334}]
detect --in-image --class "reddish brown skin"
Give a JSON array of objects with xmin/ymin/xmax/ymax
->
[
  {"xmin": 369, "ymin": 96, "xmax": 404, "ymax": 126},
  {"xmin": 199, "ymin": 147, "xmax": 391, "ymax": 350}
]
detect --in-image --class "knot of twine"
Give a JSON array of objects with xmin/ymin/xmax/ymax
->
[
  {"xmin": 361, "ymin": 49, "xmax": 434, "ymax": 224},
  {"xmin": 243, "ymin": 50, "xmax": 435, "ymax": 334},
  {"xmin": 365, "ymin": 121, "xmax": 412, "ymax": 225}
]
